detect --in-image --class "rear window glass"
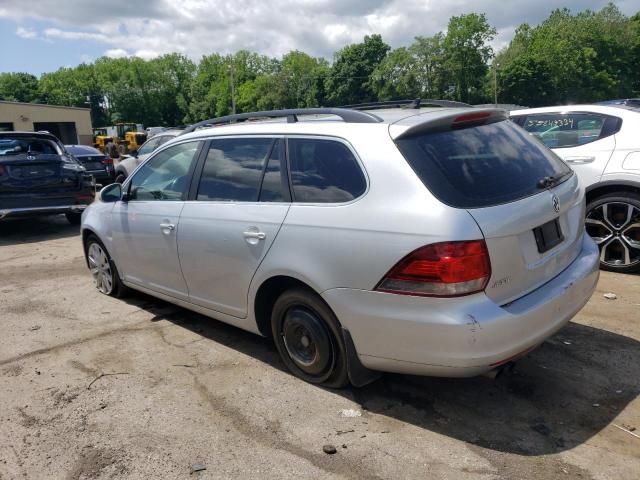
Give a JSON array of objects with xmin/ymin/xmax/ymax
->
[
  {"xmin": 395, "ymin": 120, "xmax": 572, "ymax": 209},
  {"xmin": 0, "ymin": 137, "xmax": 60, "ymax": 156},
  {"xmin": 66, "ymin": 145, "xmax": 102, "ymax": 155}
]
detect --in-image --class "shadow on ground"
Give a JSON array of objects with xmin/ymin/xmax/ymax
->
[
  {"xmin": 121, "ymin": 290, "xmax": 640, "ymax": 457},
  {"xmin": 0, "ymin": 215, "xmax": 79, "ymax": 246}
]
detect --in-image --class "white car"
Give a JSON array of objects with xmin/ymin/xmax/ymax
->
[
  {"xmin": 81, "ymin": 106, "xmax": 599, "ymax": 387},
  {"xmin": 511, "ymin": 105, "xmax": 640, "ymax": 273},
  {"xmin": 114, "ymin": 129, "xmax": 183, "ymax": 183}
]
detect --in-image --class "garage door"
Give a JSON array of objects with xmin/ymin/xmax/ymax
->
[{"xmin": 33, "ymin": 122, "xmax": 78, "ymax": 144}]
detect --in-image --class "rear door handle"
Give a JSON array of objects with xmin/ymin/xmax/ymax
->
[
  {"xmin": 159, "ymin": 222, "xmax": 175, "ymax": 231},
  {"xmin": 243, "ymin": 231, "xmax": 266, "ymax": 240},
  {"xmin": 564, "ymin": 156, "xmax": 595, "ymax": 164}
]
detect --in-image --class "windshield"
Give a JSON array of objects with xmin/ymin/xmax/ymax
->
[{"xmin": 395, "ymin": 120, "xmax": 573, "ymax": 209}]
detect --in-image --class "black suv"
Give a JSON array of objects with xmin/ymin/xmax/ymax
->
[{"xmin": 0, "ymin": 131, "xmax": 95, "ymax": 225}]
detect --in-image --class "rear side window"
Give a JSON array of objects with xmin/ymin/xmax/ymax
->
[
  {"xmin": 259, "ymin": 140, "xmax": 285, "ymax": 202},
  {"xmin": 197, "ymin": 138, "xmax": 273, "ymax": 201},
  {"xmin": 514, "ymin": 112, "xmax": 621, "ymax": 148},
  {"xmin": 395, "ymin": 120, "xmax": 573, "ymax": 209},
  {"xmin": 288, "ymin": 138, "xmax": 366, "ymax": 203}
]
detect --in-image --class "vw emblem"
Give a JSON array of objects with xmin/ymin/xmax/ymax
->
[{"xmin": 552, "ymin": 194, "xmax": 560, "ymax": 213}]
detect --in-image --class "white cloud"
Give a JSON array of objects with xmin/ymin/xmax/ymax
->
[
  {"xmin": 134, "ymin": 49, "xmax": 161, "ymax": 60},
  {"xmin": 80, "ymin": 54, "xmax": 92, "ymax": 63},
  {"xmin": 2, "ymin": 0, "xmax": 638, "ymax": 63},
  {"xmin": 104, "ymin": 48, "xmax": 129, "ymax": 59},
  {"xmin": 16, "ymin": 26, "xmax": 37, "ymax": 39},
  {"xmin": 44, "ymin": 28, "xmax": 107, "ymax": 42}
]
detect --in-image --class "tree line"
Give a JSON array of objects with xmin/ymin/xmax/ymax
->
[{"xmin": 1, "ymin": 4, "xmax": 638, "ymax": 128}]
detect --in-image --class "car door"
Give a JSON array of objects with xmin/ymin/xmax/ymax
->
[
  {"xmin": 178, "ymin": 137, "xmax": 290, "ymax": 317},
  {"xmin": 513, "ymin": 112, "xmax": 620, "ymax": 188},
  {"xmin": 111, "ymin": 140, "xmax": 203, "ymax": 300}
]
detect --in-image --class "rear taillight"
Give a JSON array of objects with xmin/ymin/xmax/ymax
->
[
  {"xmin": 0, "ymin": 165, "xmax": 5, "ymax": 176},
  {"xmin": 101, "ymin": 157, "xmax": 113, "ymax": 165},
  {"xmin": 375, "ymin": 240, "xmax": 491, "ymax": 297}
]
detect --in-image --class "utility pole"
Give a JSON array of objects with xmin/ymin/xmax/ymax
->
[
  {"xmin": 229, "ymin": 63, "xmax": 236, "ymax": 114},
  {"xmin": 494, "ymin": 62, "xmax": 499, "ymax": 107}
]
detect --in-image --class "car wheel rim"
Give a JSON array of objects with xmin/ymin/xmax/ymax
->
[
  {"xmin": 87, "ymin": 243, "xmax": 114, "ymax": 294},
  {"xmin": 586, "ymin": 201, "xmax": 640, "ymax": 267},
  {"xmin": 281, "ymin": 306, "xmax": 334, "ymax": 380}
]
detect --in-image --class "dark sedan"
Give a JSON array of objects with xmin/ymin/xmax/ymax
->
[
  {"xmin": 65, "ymin": 144, "xmax": 115, "ymax": 185},
  {"xmin": 0, "ymin": 131, "xmax": 95, "ymax": 225}
]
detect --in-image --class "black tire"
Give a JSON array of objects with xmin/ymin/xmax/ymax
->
[
  {"xmin": 84, "ymin": 234, "xmax": 128, "ymax": 298},
  {"xmin": 271, "ymin": 288, "xmax": 349, "ymax": 388},
  {"xmin": 586, "ymin": 192, "xmax": 640, "ymax": 274},
  {"xmin": 65, "ymin": 212, "xmax": 82, "ymax": 225},
  {"xmin": 114, "ymin": 172, "xmax": 127, "ymax": 184}
]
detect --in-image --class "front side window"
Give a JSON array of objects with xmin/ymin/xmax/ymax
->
[
  {"xmin": 515, "ymin": 113, "xmax": 620, "ymax": 148},
  {"xmin": 288, "ymin": 138, "xmax": 366, "ymax": 203},
  {"xmin": 128, "ymin": 141, "xmax": 200, "ymax": 201},
  {"xmin": 197, "ymin": 138, "xmax": 274, "ymax": 201}
]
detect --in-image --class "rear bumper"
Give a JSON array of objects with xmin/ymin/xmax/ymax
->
[{"xmin": 322, "ymin": 233, "xmax": 600, "ymax": 377}]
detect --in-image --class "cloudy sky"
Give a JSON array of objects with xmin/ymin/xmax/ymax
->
[{"xmin": 1, "ymin": 0, "xmax": 637, "ymax": 75}]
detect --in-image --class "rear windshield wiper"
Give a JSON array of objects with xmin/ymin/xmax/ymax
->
[{"xmin": 537, "ymin": 172, "xmax": 569, "ymax": 189}]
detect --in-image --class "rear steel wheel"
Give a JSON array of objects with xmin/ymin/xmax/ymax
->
[
  {"xmin": 586, "ymin": 194, "xmax": 640, "ymax": 273},
  {"xmin": 271, "ymin": 289, "xmax": 349, "ymax": 388},
  {"xmin": 282, "ymin": 306, "xmax": 335, "ymax": 380}
]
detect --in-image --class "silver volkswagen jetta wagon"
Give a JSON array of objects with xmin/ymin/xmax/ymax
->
[{"xmin": 81, "ymin": 105, "xmax": 600, "ymax": 388}]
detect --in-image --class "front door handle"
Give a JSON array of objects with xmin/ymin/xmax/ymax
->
[
  {"xmin": 160, "ymin": 222, "xmax": 175, "ymax": 231},
  {"xmin": 564, "ymin": 156, "xmax": 596, "ymax": 164},
  {"xmin": 243, "ymin": 230, "xmax": 266, "ymax": 240}
]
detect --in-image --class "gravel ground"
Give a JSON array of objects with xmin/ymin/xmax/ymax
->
[{"xmin": 1, "ymin": 215, "xmax": 639, "ymax": 480}]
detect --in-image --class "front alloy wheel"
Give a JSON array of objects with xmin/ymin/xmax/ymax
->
[
  {"xmin": 87, "ymin": 242, "xmax": 114, "ymax": 294},
  {"xmin": 586, "ymin": 194, "xmax": 640, "ymax": 273}
]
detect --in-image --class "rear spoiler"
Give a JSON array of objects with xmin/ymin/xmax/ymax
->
[{"xmin": 390, "ymin": 108, "xmax": 509, "ymax": 140}]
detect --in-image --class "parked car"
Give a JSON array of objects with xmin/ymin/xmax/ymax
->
[
  {"xmin": 65, "ymin": 144, "xmax": 115, "ymax": 186},
  {"xmin": 0, "ymin": 131, "xmax": 94, "ymax": 224},
  {"xmin": 511, "ymin": 105, "xmax": 640, "ymax": 272},
  {"xmin": 113, "ymin": 129, "xmax": 182, "ymax": 183},
  {"xmin": 81, "ymin": 106, "xmax": 599, "ymax": 388},
  {"xmin": 145, "ymin": 126, "xmax": 167, "ymax": 138},
  {"xmin": 597, "ymin": 99, "xmax": 640, "ymax": 109}
]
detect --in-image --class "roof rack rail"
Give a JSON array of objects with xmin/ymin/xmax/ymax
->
[
  {"xmin": 182, "ymin": 108, "xmax": 382, "ymax": 134},
  {"xmin": 342, "ymin": 99, "xmax": 473, "ymax": 110}
]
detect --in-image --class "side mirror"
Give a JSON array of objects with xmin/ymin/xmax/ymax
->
[
  {"xmin": 131, "ymin": 149, "xmax": 138, "ymax": 158},
  {"xmin": 100, "ymin": 183, "xmax": 122, "ymax": 203}
]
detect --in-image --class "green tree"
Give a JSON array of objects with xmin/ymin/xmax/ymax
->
[
  {"xmin": 442, "ymin": 13, "xmax": 496, "ymax": 103},
  {"xmin": 496, "ymin": 4, "xmax": 640, "ymax": 106},
  {"xmin": 410, "ymin": 33, "xmax": 447, "ymax": 98},
  {"xmin": 325, "ymin": 34, "xmax": 391, "ymax": 105},
  {"xmin": 369, "ymin": 47, "xmax": 420, "ymax": 100},
  {"xmin": 0, "ymin": 72, "xmax": 39, "ymax": 102}
]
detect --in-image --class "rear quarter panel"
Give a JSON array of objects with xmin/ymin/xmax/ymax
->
[{"xmin": 248, "ymin": 127, "xmax": 484, "ymax": 300}]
